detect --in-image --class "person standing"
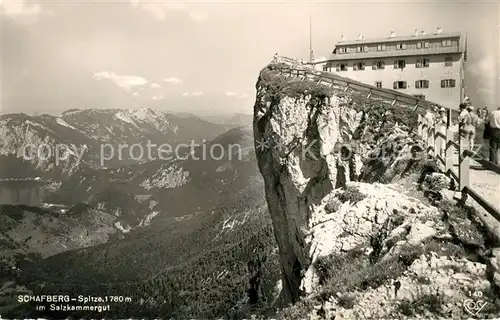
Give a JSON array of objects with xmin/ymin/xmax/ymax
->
[
  {"xmin": 487, "ymin": 107, "xmax": 500, "ymax": 165},
  {"xmin": 273, "ymin": 52, "xmax": 279, "ymax": 63},
  {"xmin": 437, "ymin": 107, "xmax": 447, "ymax": 125},
  {"xmin": 424, "ymin": 108, "xmax": 435, "ymax": 128},
  {"xmin": 483, "ymin": 107, "xmax": 489, "ymax": 121},
  {"xmin": 476, "ymin": 109, "xmax": 484, "ymax": 123},
  {"xmin": 422, "ymin": 109, "xmax": 435, "ymax": 144},
  {"xmin": 467, "ymin": 105, "xmax": 479, "ymax": 150},
  {"xmin": 457, "ymin": 103, "xmax": 472, "ymax": 150}
]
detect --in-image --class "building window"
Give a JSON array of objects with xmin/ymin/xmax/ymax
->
[
  {"xmin": 375, "ymin": 81, "xmax": 382, "ymax": 88},
  {"xmin": 394, "ymin": 60, "xmax": 406, "ymax": 69},
  {"xmin": 322, "ymin": 64, "xmax": 328, "ymax": 72},
  {"xmin": 377, "ymin": 44, "xmax": 386, "ymax": 51},
  {"xmin": 445, "ymin": 57, "xmax": 453, "ymax": 67},
  {"xmin": 372, "ymin": 61, "xmax": 385, "ymax": 70},
  {"xmin": 416, "ymin": 59, "xmax": 430, "ymax": 68},
  {"xmin": 413, "ymin": 94, "xmax": 426, "ymax": 100},
  {"xmin": 415, "ymin": 80, "xmax": 429, "ymax": 89},
  {"xmin": 442, "ymin": 40, "xmax": 453, "ymax": 47},
  {"xmin": 396, "ymin": 43, "xmax": 407, "ymax": 50},
  {"xmin": 356, "ymin": 46, "xmax": 368, "ymax": 53},
  {"xmin": 338, "ymin": 47, "xmax": 347, "ymax": 54},
  {"xmin": 416, "ymin": 42, "xmax": 430, "ymax": 49},
  {"xmin": 353, "ymin": 62, "xmax": 365, "ymax": 71},
  {"xmin": 441, "ymin": 79, "xmax": 456, "ymax": 88},
  {"xmin": 336, "ymin": 63, "xmax": 348, "ymax": 71},
  {"xmin": 393, "ymin": 81, "xmax": 407, "ymax": 89}
]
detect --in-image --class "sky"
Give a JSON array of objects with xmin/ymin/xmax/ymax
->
[{"xmin": 0, "ymin": 0, "xmax": 499, "ymax": 116}]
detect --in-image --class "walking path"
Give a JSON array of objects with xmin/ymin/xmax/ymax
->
[
  {"xmin": 445, "ymin": 124, "xmax": 500, "ymax": 211},
  {"xmin": 451, "ymin": 154, "xmax": 500, "ymax": 212}
]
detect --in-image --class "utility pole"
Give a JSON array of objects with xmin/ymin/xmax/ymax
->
[{"xmin": 309, "ymin": 16, "xmax": 314, "ymax": 63}]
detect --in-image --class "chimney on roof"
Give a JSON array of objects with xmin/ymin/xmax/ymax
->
[
  {"xmin": 414, "ymin": 29, "xmax": 419, "ymax": 36},
  {"xmin": 340, "ymin": 35, "xmax": 345, "ymax": 41},
  {"xmin": 420, "ymin": 30, "xmax": 426, "ymax": 35},
  {"xmin": 436, "ymin": 27, "xmax": 442, "ymax": 34},
  {"xmin": 390, "ymin": 31, "xmax": 396, "ymax": 38},
  {"xmin": 357, "ymin": 34, "xmax": 362, "ymax": 40}
]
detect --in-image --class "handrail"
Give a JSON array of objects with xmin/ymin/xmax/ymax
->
[
  {"xmin": 270, "ymin": 55, "xmax": 442, "ymax": 113},
  {"xmin": 417, "ymin": 113, "xmax": 500, "ymax": 221},
  {"xmin": 269, "ymin": 55, "xmax": 500, "ymax": 221}
]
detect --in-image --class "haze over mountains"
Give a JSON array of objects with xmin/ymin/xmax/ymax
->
[{"xmin": 0, "ymin": 107, "xmax": 281, "ymax": 318}]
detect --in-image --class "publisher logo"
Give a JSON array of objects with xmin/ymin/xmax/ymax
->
[{"xmin": 463, "ymin": 299, "xmax": 488, "ymax": 316}]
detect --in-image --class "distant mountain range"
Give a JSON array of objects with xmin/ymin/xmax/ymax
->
[
  {"xmin": 0, "ymin": 108, "xmax": 280, "ymax": 319},
  {"xmin": 201, "ymin": 113, "xmax": 253, "ymax": 127},
  {"xmin": 0, "ymin": 108, "xmax": 230, "ymax": 177},
  {"xmin": 172, "ymin": 112, "xmax": 253, "ymax": 127}
]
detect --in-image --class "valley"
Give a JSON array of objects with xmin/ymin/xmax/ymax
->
[{"xmin": 0, "ymin": 109, "xmax": 279, "ymax": 319}]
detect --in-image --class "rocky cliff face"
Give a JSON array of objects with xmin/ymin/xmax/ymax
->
[
  {"xmin": 254, "ymin": 65, "xmax": 421, "ymax": 303},
  {"xmin": 253, "ymin": 64, "xmax": 499, "ymax": 318}
]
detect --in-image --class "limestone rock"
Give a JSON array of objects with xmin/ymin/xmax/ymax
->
[
  {"xmin": 254, "ymin": 68, "xmax": 427, "ymax": 303},
  {"xmin": 490, "ymin": 248, "xmax": 500, "ymax": 288},
  {"xmin": 322, "ymin": 255, "xmax": 489, "ymax": 319},
  {"xmin": 424, "ymin": 172, "xmax": 451, "ymax": 192},
  {"xmin": 254, "ymin": 67, "xmax": 494, "ymax": 319}
]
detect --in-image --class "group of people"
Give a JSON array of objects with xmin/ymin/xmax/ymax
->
[
  {"xmin": 422, "ymin": 97, "xmax": 500, "ymax": 165},
  {"xmin": 456, "ymin": 97, "xmax": 500, "ymax": 165}
]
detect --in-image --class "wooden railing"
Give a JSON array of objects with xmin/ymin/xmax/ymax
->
[
  {"xmin": 418, "ymin": 113, "xmax": 500, "ymax": 221},
  {"xmin": 270, "ymin": 56, "xmax": 442, "ymax": 112},
  {"xmin": 270, "ymin": 56, "xmax": 500, "ymax": 221}
]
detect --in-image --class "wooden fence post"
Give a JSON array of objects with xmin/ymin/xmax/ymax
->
[
  {"xmin": 417, "ymin": 114, "xmax": 423, "ymax": 137},
  {"xmin": 422, "ymin": 124, "xmax": 428, "ymax": 143},
  {"xmin": 435, "ymin": 124, "xmax": 444, "ymax": 157},
  {"xmin": 459, "ymin": 135, "xmax": 470, "ymax": 192},
  {"xmin": 427, "ymin": 126, "xmax": 435, "ymax": 152},
  {"xmin": 445, "ymin": 126, "xmax": 454, "ymax": 172}
]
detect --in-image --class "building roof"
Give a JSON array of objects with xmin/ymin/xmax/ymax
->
[
  {"xmin": 336, "ymin": 32, "xmax": 462, "ymax": 46},
  {"xmin": 327, "ymin": 46, "xmax": 464, "ymax": 61}
]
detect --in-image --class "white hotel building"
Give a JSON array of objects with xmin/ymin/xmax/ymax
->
[{"xmin": 310, "ymin": 29, "xmax": 467, "ymax": 109}]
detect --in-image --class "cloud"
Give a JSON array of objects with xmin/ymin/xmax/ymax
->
[
  {"xmin": 150, "ymin": 83, "xmax": 161, "ymax": 89},
  {"xmin": 0, "ymin": 0, "xmax": 51, "ymax": 24},
  {"xmin": 152, "ymin": 95, "xmax": 164, "ymax": 101},
  {"xmin": 182, "ymin": 91, "xmax": 204, "ymax": 97},
  {"xmin": 225, "ymin": 91, "xmax": 249, "ymax": 99},
  {"xmin": 468, "ymin": 55, "xmax": 496, "ymax": 105},
  {"xmin": 93, "ymin": 71, "xmax": 149, "ymax": 91},
  {"xmin": 130, "ymin": 1, "xmax": 208, "ymax": 22},
  {"xmin": 163, "ymin": 77, "xmax": 183, "ymax": 85}
]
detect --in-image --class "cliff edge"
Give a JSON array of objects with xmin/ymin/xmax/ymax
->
[{"xmin": 253, "ymin": 64, "xmax": 500, "ymax": 319}]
